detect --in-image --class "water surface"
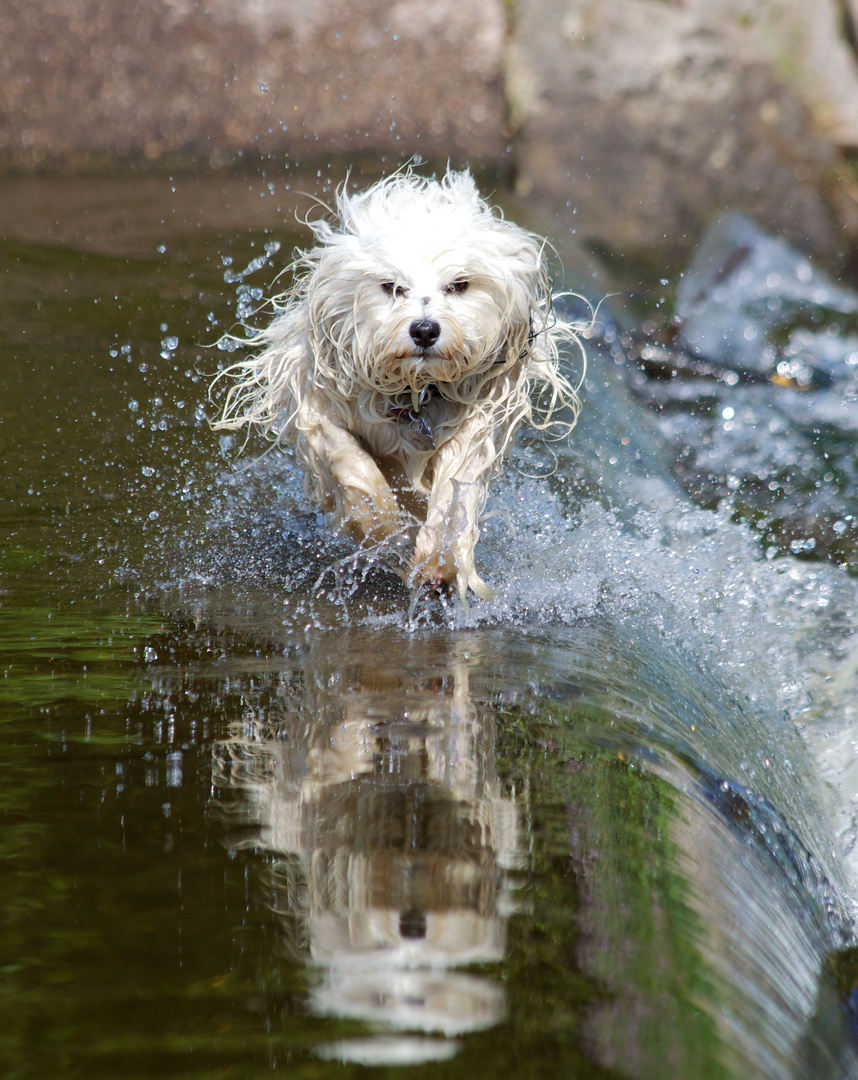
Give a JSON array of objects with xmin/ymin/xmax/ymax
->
[{"xmin": 3, "ymin": 170, "xmax": 858, "ymax": 1080}]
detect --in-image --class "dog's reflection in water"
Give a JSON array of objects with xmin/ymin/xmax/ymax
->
[{"xmin": 213, "ymin": 632, "xmax": 521, "ymax": 1065}]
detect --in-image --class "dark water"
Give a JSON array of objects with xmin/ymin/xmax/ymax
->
[{"xmin": 3, "ymin": 171, "xmax": 858, "ymax": 1080}]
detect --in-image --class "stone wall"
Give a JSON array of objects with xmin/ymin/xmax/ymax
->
[
  {"xmin": 0, "ymin": 0, "xmax": 507, "ymax": 165},
  {"xmin": 3, "ymin": 0, "xmax": 858, "ymax": 262},
  {"xmin": 510, "ymin": 0, "xmax": 858, "ymax": 261}
]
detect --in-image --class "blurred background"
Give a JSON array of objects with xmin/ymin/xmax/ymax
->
[{"xmin": 3, "ymin": 0, "xmax": 858, "ymax": 273}]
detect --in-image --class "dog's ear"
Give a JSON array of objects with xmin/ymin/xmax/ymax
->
[
  {"xmin": 210, "ymin": 304, "xmax": 311, "ymax": 442},
  {"xmin": 500, "ymin": 304, "xmax": 538, "ymax": 368}
]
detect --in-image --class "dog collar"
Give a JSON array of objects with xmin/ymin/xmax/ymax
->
[{"xmin": 386, "ymin": 387, "xmax": 436, "ymax": 450}]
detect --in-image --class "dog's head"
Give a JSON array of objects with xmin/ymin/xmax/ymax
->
[{"xmin": 302, "ymin": 170, "xmax": 552, "ymax": 398}]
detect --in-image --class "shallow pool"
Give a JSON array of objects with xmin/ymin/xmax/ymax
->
[{"xmin": 3, "ymin": 169, "xmax": 858, "ymax": 1079}]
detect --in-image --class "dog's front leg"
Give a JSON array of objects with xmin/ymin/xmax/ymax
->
[
  {"xmin": 412, "ymin": 432, "xmax": 496, "ymax": 601},
  {"xmin": 298, "ymin": 400, "xmax": 410, "ymax": 550}
]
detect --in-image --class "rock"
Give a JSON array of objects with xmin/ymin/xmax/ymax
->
[
  {"xmin": 0, "ymin": 0, "xmax": 506, "ymax": 166},
  {"xmin": 694, "ymin": 0, "xmax": 858, "ymax": 149},
  {"xmin": 3, "ymin": 0, "xmax": 857, "ymax": 268},
  {"xmin": 675, "ymin": 212, "xmax": 858, "ymax": 375},
  {"xmin": 626, "ymin": 214, "xmax": 858, "ymax": 576},
  {"xmin": 510, "ymin": 0, "xmax": 845, "ymax": 264}
]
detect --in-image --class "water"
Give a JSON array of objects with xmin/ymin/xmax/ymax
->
[{"xmin": 2, "ymin": 170, "xmax": 858, "ymax": 1079}]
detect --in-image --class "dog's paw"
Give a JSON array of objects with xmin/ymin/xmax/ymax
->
[
  {"xmin": 410, "ymin": 547, "xmax": 495, "ymax": 603},
  {"xmin": 410, "ymin": 550, "xmax": 458, "ymax": 594}
]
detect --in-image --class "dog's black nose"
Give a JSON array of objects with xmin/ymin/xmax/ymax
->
[{"xmin": 409, "ymin": 318, "xmax": 441, "ymax": 350}]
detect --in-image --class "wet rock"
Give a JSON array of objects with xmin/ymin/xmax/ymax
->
[
  {"xmin": 614, "ymin": 214, "xmax": 858, "ymax": 573},
  {"xmin": 510, "ymin": 0, "xmax": 845, "ymax": 263},
  {"xmin": 0, "ymin": 0, "xmax": 506, "ymax": 166},
  {"xmin": 676, "ymin": 213, "xmax": 858, "ymax": 378}
]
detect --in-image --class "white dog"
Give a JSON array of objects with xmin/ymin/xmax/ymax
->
[{"xmin": 211, "ymin": 168, "xmax": 581, "ymax": 600}]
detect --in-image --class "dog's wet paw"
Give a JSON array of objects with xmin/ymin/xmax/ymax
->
[{"xmin": 410, "ymin": 552, "xmax": 459, "ymax": 597}]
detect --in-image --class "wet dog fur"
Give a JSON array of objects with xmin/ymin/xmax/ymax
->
[{"xmin": 210, "ymin": 168, "xmax": 581, "ymax": 601}]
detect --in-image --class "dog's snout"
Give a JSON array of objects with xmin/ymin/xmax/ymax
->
[{"xmin": 409, "ymin": 318, "xmax": 441, "ymax": 350}]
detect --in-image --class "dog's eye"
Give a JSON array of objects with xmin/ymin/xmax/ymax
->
[
  {"xmin": 381, "ymin": 282, "xmax": 405, "ymax": 299},
  {"xmin": 445, "ymin": 280, "xmax": 469, "ymax": 295}
]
